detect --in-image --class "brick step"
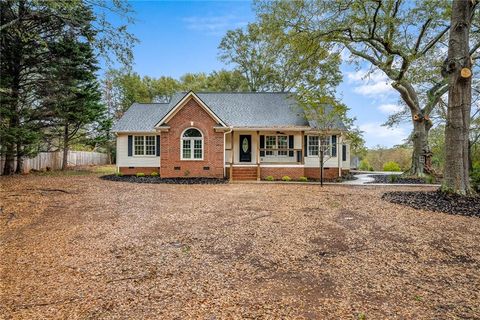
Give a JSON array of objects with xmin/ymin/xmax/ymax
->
[{"xmin": 233, "ymin": 176, "xmax": 258, "ymax": 180}]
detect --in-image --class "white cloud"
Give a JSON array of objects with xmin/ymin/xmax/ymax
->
[
  {"xmin": 182, "ymin": 15, "xmax": 248, "ymax": 36},
  {"xmin": 378, "ymin": 103, "xmax": 403, "ymax": 114},
  {"xmin": 346, "ymin": 69, "xmax": 395, "ymax": 98},
  {"xmin": 359, "ymin": 122, "xmax": 408, "ymax": 147}
]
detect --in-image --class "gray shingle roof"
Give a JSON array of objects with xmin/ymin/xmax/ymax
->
[
  {"xmin": 112, "ymin": 92, "xmax": 346, "ymax": 132},
  {"xmin": 112, "ymin": 103, "xmax": 170, "ymax": 132},
  {"xmin": 167, "ymin": 92, "xmax": 308, "ymax": 128}
]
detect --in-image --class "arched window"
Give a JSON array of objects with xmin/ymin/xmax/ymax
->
[{"xmin": 181, "ymin": 128, "xmax": 203, "ymax": 160}]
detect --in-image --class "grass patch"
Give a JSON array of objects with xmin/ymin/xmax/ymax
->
[{"xmin": 31, "ymin": 165, "xmax": 116, "ymax": 177}]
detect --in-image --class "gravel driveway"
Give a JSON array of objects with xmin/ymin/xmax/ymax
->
[{"xmin": 1, "ymin": 174, "xmax": 479, "ymax": 319}]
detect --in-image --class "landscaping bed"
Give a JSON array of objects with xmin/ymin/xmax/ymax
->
[
  {"xmin": 368, "ymin": 174, "xmax": 428, "ymax": 184},
  {"xmin": 382, "ymin": 190, "xmax": 480, "ymax": 217},
  {"xmin": 100, "ymin": 174, "xmax": 227, "ymax": 184}
]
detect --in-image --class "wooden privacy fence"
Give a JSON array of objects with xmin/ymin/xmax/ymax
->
[{"xmin": 0, "ymin": 151, "xmax": 109, "ymax": 174}]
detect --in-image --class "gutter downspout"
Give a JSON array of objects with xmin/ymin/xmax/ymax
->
[{"xmin": 223, "ymin": 126, "xmax": 233, "ymax": 178}]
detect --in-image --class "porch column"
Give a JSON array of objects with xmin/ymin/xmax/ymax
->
[
  {"xmin": 256, "ymin": 130, "xmax": 260, "ymax": 181},
  {"xmin": 338, "ymin": 134, "xmax": 342, "ymax": 177},
  {"xmin": 301, "ymin": 131, "xmax": 305, "ymax": 164},
  {"xmin": 229, "ymin": 131, "xmax": 234, "ymax": 181}
]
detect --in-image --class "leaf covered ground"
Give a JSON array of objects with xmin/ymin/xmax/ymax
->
[{"xmin": 1, "ymin": 173, "xmax": 479, "ymax": 319}]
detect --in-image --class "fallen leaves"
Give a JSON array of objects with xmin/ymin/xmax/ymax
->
[{"xmin": 0, "ymin": 175, "xmax": 479, "ymax": 319}]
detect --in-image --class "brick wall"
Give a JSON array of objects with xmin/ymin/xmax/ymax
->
[
  {"xmin": 304, "ymin": 167, "xmax": 340, "ymax": 180},
  {"xmin": 119, "ymin": 167, "xmax": 160, "ymax": 175},
  {"xmin": 260, "ymin": 167, "xmax": 305, "ymax": 180},
  {"xmin": 160, "ymin": 97, "xmax": 224, "ymax": 178}
]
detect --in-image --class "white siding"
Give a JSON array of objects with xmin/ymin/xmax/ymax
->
[
  {"xmin": 116, "ymin": 134, "xmax": 160, "ymax": 168},
  {"xmin": 304, "ymin": 135, "xmax": 351, "ymax": 169},
  {"xmin": 342, "ymin": 143, "xmax": 351, "ymax": 169}
]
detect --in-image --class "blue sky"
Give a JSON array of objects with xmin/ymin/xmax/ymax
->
[{"xmin": 114, "ymin": 0, "xmax": 410, "ymax": 148}]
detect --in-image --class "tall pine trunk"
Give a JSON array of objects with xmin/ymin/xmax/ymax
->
[
  {"xmin": 15, "ymin": 144, "xmax": 23, "ymax": 174},
  {"xmin": 443, "ymin": 0, "xmax": 475, "ymax": 195},
  {"xmin": 2, "ymin": 0, "xmax": 24, "ymax": 175},
  {"xmin": 62, "ymin": 124, "xmax": 69, "ymax": 170}
]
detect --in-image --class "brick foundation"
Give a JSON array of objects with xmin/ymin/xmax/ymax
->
[
  {"xmin": 260, "ymin": 167, "xmax": 305, "ymax": 180},
  {"xmin": 160, "ymin": 97, "xmax": 224, "ymax": 178},
  {"xmin": 304, "ymin": 167, "xmax": 340, "ymax": 180},
  {"xmin": 119, "ymin": 167, "xmax": 160, "ymax": 175}
]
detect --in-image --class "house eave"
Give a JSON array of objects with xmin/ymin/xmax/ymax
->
[{"xmin": 113, "ymin": 130, "xmax": 157, "ymax": 134}]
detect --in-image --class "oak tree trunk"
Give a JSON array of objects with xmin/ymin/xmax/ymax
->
[
  {"xmin": 409, "ymin": 118, "xmax": 431, "ymax": 176},
  {"xmin": 443, "ymin": 0, "xmax": 475, "ymax": 195}
]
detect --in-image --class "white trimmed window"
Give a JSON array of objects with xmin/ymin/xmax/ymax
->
[
  {"xmin": 307, "ymin": 135, "xmax": 331, "ymax": 157},
  {"xmin": 265, "ymin": 135, "xmax": 288, "ymax": 157},
  {"xmin": 134, "ymin": 135, "xmax": 156, "ymax": 156},
  {"xmin": 181, "ymin": 128, "xmax": 203, "ymax": 160}
]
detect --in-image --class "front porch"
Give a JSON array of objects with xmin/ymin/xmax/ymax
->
[{"xmin": 225, "ymin": 130, "xmax": 348, "ymax": 181}]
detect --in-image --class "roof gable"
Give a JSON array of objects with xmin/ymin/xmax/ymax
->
[{"xmin": 155, "ymin": 91, "xmax": 227, "ymax": 128}]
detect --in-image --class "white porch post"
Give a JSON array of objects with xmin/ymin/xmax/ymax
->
[
  {"xmin": 256, "ymin": 130, "xmax": 260, "ymax": 181},
  {"xmin": 338, "ymin": 134, "xmax": 342, "ymax": 177}
]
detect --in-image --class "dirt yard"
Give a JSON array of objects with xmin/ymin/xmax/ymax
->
[{"xmin": 1, "ymin": 172, "xmax": 479, "ymax": 319}]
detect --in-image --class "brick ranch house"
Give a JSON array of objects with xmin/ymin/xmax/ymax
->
[{"xmin": 112, "ymin": 91, "xmax": 351, "ymax": 180}]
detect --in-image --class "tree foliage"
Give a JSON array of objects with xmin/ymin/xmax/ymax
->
[
  {"xmin": 0, "ymin": 0, "xmax": 136, "ymax": 174},
  {"xmin": 256, "ymin": 0, "xmax": 480, "ymax": 177}
]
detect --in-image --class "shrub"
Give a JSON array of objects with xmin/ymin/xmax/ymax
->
[
  {"xmin": 387, "ymin": 174, "xmax": 399, "ymax": 183},
  {"xmin": 471, "ymin": 164, "xmax": 480, "ymax": 192},
  {"xmin": 115, "ymin": 172, "xmax": 123, "ymax": 177},
  {"xmin": 298, "ymin": 176, "xmax": 308, "ymax": 182},
  {"xmin": 359, "ymin": 159, "xmax": 373, "ymax": 171},
  {"xmin": 383, "ymin": 161, "xmax": 401, "ymax": 172},
  {"xmin": 265, "ymin": 175, "xmax": 274, "ymax": 181},
  {"xmin": 424, "ymin": 175, "xmax": 436, "ymax": 184},
  {"xmin": 136, "ymin": 172, "xmax": 145, "ymax": 177},
  {"xmin": 281, "ymin": 175, "xmax": 292, "ymax": 182},
  {"xmin": 150, "ymin": 172, "xmax": 159, "ymax": 177}
]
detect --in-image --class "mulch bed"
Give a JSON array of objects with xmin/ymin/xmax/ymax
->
[
  {"xmin": 100, "ymin": 174, "xmax": 227, "ymax": 184},
  {"xmin": 2, "ymin": 175, "xmax": 480, "ymax": 319},
  {"xmin": 368, "ymin": 174, "xmax": 426, "ymax": 184},
  {"xmin": 382, "ymin": 190, "xmax": 480, "ymax": 217}
]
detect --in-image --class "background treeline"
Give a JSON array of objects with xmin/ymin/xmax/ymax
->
[
  {"xmin": 103, "ymin": 69, "xmax": 250, "ymax": 119},
  {"xmin": 0, "ymin": 0, "xmax": 136, "ymax": 174}
]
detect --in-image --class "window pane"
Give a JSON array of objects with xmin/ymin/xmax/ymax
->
[
  {"xmin": 182, "ymin": 140, "xmax": 191, "ymax": 159},
  {"xmin": 320, "ymin": 136, "xmax": 331, "ymax": 156},
  {"xmin": 145, "ymin": 136, "xmax": 156, "ymax": 155},
  {"xmin": 266, "ymin": 136, "xmax": 276, "ymax": 156},
  {"xmin": 134, "ymin": 136, "xmax": 144, "ymax": 155},
  {"xmin": 193, "ymin": 138, "xmax": 202, "ymax": 159},
  {"xmin": 278, "ymin": 136, "xmax": 288, "ymax": 156},
  {"xmin": 308, "ymin": 136, "xmax": 318, "ymax": 156},
  {"xmin": 194, "ymin": 149, "xmax": 202, "ymax": 159},
  {"xmin": 183, "ymin": 128, "xmax": 202, "ymax": 137}
]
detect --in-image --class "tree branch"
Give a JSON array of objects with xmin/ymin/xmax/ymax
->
[{"xmin": 420, "ymin": 25, "xmax": 450, "ymax": 55}]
